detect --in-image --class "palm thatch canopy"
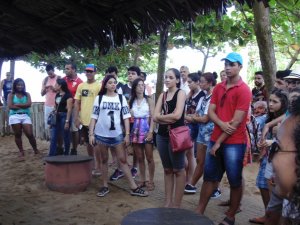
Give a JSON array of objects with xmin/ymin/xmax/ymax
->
[{"xmin": 0, "ymin": 0, "xmax": 260, "ymax": 59}]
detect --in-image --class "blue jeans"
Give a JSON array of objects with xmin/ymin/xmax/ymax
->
[
  {"xmin": 204, "ymin": 141, "xmax": 246, "ymax": 187},
  {"xmin": 49, "ymin": 112, "xmax": 71, "ymax": 156}
]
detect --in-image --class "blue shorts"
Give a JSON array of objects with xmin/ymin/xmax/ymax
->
[
  {"xmin": 196, "ymin": 122, "xmax": 214, "ymax": 145},
  {"xmin": 95, "ymin": 134, "xmax": 124, "ymax": 147},
  {"xmin": 188, "ymin": 123, "xmax": 199, "ymax": 141},
  {"xmin": 256, "ymin": 156, "xmax": 268, "ymax": 189},
  {"xmin": 156, "ymin": 134, "xmax": 185, "ymax": 170},
  {"xmin": 204, "ymin": 141, "xmax": 246, "ymax": 187}
]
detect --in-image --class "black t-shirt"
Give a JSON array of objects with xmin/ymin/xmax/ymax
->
[
  {"xmin": 158, "ymin": 89, "xmax": 185, "ymax": 137},
  {"xmin": 121, "ymin": 84, "xmax": 131, "ymax": 101},
  {"xmin": 186, "ymin": 90, "xmax": 205, "ymax": 115},
  {"xmin": 55, "ymin": 92, "xmax": 72, "ymax": 113}
]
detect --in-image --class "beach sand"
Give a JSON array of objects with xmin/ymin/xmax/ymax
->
[{"xmin": 0, "ymin": 135, "xmax": 264, "ymax": 225}]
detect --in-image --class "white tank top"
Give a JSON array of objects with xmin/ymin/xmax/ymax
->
[{"xmin": 132, "ymin": 98, "xmax": 150, "ymax": 118}]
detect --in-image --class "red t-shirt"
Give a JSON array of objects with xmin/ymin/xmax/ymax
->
[
  {"xmin": 63, "ymin": 76, "xmax": 83, "ymax": 98},
  {"xmin": 210, "ymin": 78, "xmax": 252, "ymax": 144}
]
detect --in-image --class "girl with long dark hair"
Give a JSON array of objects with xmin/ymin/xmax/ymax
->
[
  {"xmin": 89, "ymin": 75, "xmax": 148, "ymax": 197},
  {"xmin": 7, "ymin": 78, "xmax": 39, "ymax": 161},
  {"xmin": 129, "ymin": 78, "xmax": 155, "ymax": 191},
  {"xmin": 48, "ymin": 78, "xmax": 73, "ymax": 156},
  {"xmin": 153, "ymin": 68, "xmax": 187, "ymax": 208}
]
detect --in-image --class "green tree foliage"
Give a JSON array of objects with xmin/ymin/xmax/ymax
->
[
  {"xmin": 269, "ymin": 0, "xmax": 300, "ymax": 69},
  {"xmin": 170, "ymin": 10, "xmax": 255, "ymax": 72},
  {"xmin": 23, "ymin": 36, "xmax": 160, "ymax": 82}
]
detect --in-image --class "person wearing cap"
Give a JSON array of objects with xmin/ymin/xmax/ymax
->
[
  {"xmin": 283, "ymin": 67, "xmax": 300, "ymax": 92},
  {"xmin": 196, "ymin": 52, "xmax": 252, "ymax": 225},
  {"xmin": 40, "ymin": 65, "xmax": 60, "ymax": 133},
  {"xmin": 74, "ymin": 64, "xmax": 101, "ymax": 174},
  {"xmin": 63, "ymin": 62, "xmax": 83, "ymax": 155}
]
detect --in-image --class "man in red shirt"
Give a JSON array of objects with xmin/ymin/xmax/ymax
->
[
  {"xmin": 196, "ymin": 52, "xmax": 252, "ymax": 225},
  {"xmin": 63, "ymin": 62, "xmax": 83, "ymax": 155}
]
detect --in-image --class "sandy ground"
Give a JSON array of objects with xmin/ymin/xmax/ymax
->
[{"xmin": 0, "ymin": 135, "xmax": 264, "ymax": 225}]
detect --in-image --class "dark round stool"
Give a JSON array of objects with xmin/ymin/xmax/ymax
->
[
  {"xmin": 44, "ymin": 155, "xmax": 93, "ymax": 194},
  {"xmin": 121, "ymin": 207, "xmax": 214, "ymax": 225}
]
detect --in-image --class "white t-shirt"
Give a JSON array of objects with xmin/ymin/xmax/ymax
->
[
  {"xmin": 91, "ymin": 94, "xmax": 131, "ymax": 137},
  {"xmin": 131, "ymin": 98, "xmax": 150, "ymax": 118},
  {"xmin": 180, "ymin": 80, "xmax": 190, "ymax": 95}
]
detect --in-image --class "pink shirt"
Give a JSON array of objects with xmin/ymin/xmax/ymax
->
[{"xmin": 44, "ymin": 75, "xmax": 59, "ymax": 107}]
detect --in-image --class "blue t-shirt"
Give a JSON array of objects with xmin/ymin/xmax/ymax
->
[{"xmin": 3, "ymin": 79, "xmax": 13, "ymax": 102}]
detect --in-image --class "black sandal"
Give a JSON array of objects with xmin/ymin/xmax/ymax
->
[
  {"xmin": 219, "ymin": 216, "xmax": 235, "ymax": 225},
  {"xmin": 130, "ymin": 187, "xmax": 148, "ymax": 197}
]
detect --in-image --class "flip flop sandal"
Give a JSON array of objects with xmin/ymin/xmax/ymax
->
[
  {"xmin": 249, "ymin": 217, "xmax": 265, "ymax": 224},
  {"xmin": 219, "ymin": 216, "xmax": 235, "ymax": 225}
]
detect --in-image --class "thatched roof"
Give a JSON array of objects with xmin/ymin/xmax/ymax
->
[{"xmin": 0, "ymin": 0, "xmax": 260, "ymax": 59}]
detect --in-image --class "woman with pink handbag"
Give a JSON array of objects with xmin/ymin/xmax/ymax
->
[{"xmin": 153, "ymin": 68, "xmax": 187, "ymax": 208}]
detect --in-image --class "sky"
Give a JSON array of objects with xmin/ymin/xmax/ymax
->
[{"xmin": 1, "ymin": 47, "xmax": 250, "ymax": 102}]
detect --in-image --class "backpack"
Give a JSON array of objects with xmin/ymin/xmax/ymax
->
[{"xmin": 98, "ymin": 94, "xmax": 124, "ymax": 128}]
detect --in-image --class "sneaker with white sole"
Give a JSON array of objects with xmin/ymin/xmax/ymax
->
[
  {"xmin": 211, "ymin": 188, "xmax": 222, "ymax": 199},
  {"xmin": 184, "ymin": 184, "xmax": 197, "ymax": 194},
  {"xmin": 92, "ymin": 169, "xmax": 102, "ymax": 176},
  {"xmin": 110, "ymin": 169, "xmax": 124, "ymax": 181},
  {"xmin": 96, "ymin": 187, "xmax": 109, "ymax": 197}
]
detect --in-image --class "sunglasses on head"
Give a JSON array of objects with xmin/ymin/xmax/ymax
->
[{"xmin": 268, "ymin": 140, "xmax": 297, "ymax": 162}]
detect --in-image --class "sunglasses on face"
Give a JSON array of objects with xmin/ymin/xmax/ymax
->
[{"xmin": 268, "ymin": 140, "xmax": 297, "ymax": 162}]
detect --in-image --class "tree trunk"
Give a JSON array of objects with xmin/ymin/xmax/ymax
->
[
  {"xmin": 10, "ymin": 60, "xmax": 15, "ymax": 80},
  {"xmin": 253, "ymin": 0, "xmax": 276, "ymax": 96},
  {"xmin": 133, "ymin": 44, "xmax": 141, "ymax": 66},
  {"xmin": 155, "ymin": 26, "xmax": 169, "ymax": 103},
  {"xmin": 201, "ymin": 46, "xmax": 210, "ymax": 73}
]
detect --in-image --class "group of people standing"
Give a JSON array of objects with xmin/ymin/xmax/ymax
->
[{"xmin": 1, "ymin": 51, "xmax": 300, "ymax": 225}]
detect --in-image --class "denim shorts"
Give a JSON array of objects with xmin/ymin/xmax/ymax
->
[
  {"xmin": 156, "ymin": 134, "xmax": 185, "ymax": 170},
  {"xmin": 188, "ymin": 123, "xmax": 199, "ymax": 141},
  {"xmin": 196, "ymin": 122, "xmax": 214, "ymax": 145},
  {"xmin": 204, "ymin": 141, "xmax": 246, "ymax": 187},
  {"xmin": 256, "ymin": 156, "xmax": 268, "ymax": 189},
  {"xmin": 95, "ymin": 134, "xmax": 124, "ymax": 147}
]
